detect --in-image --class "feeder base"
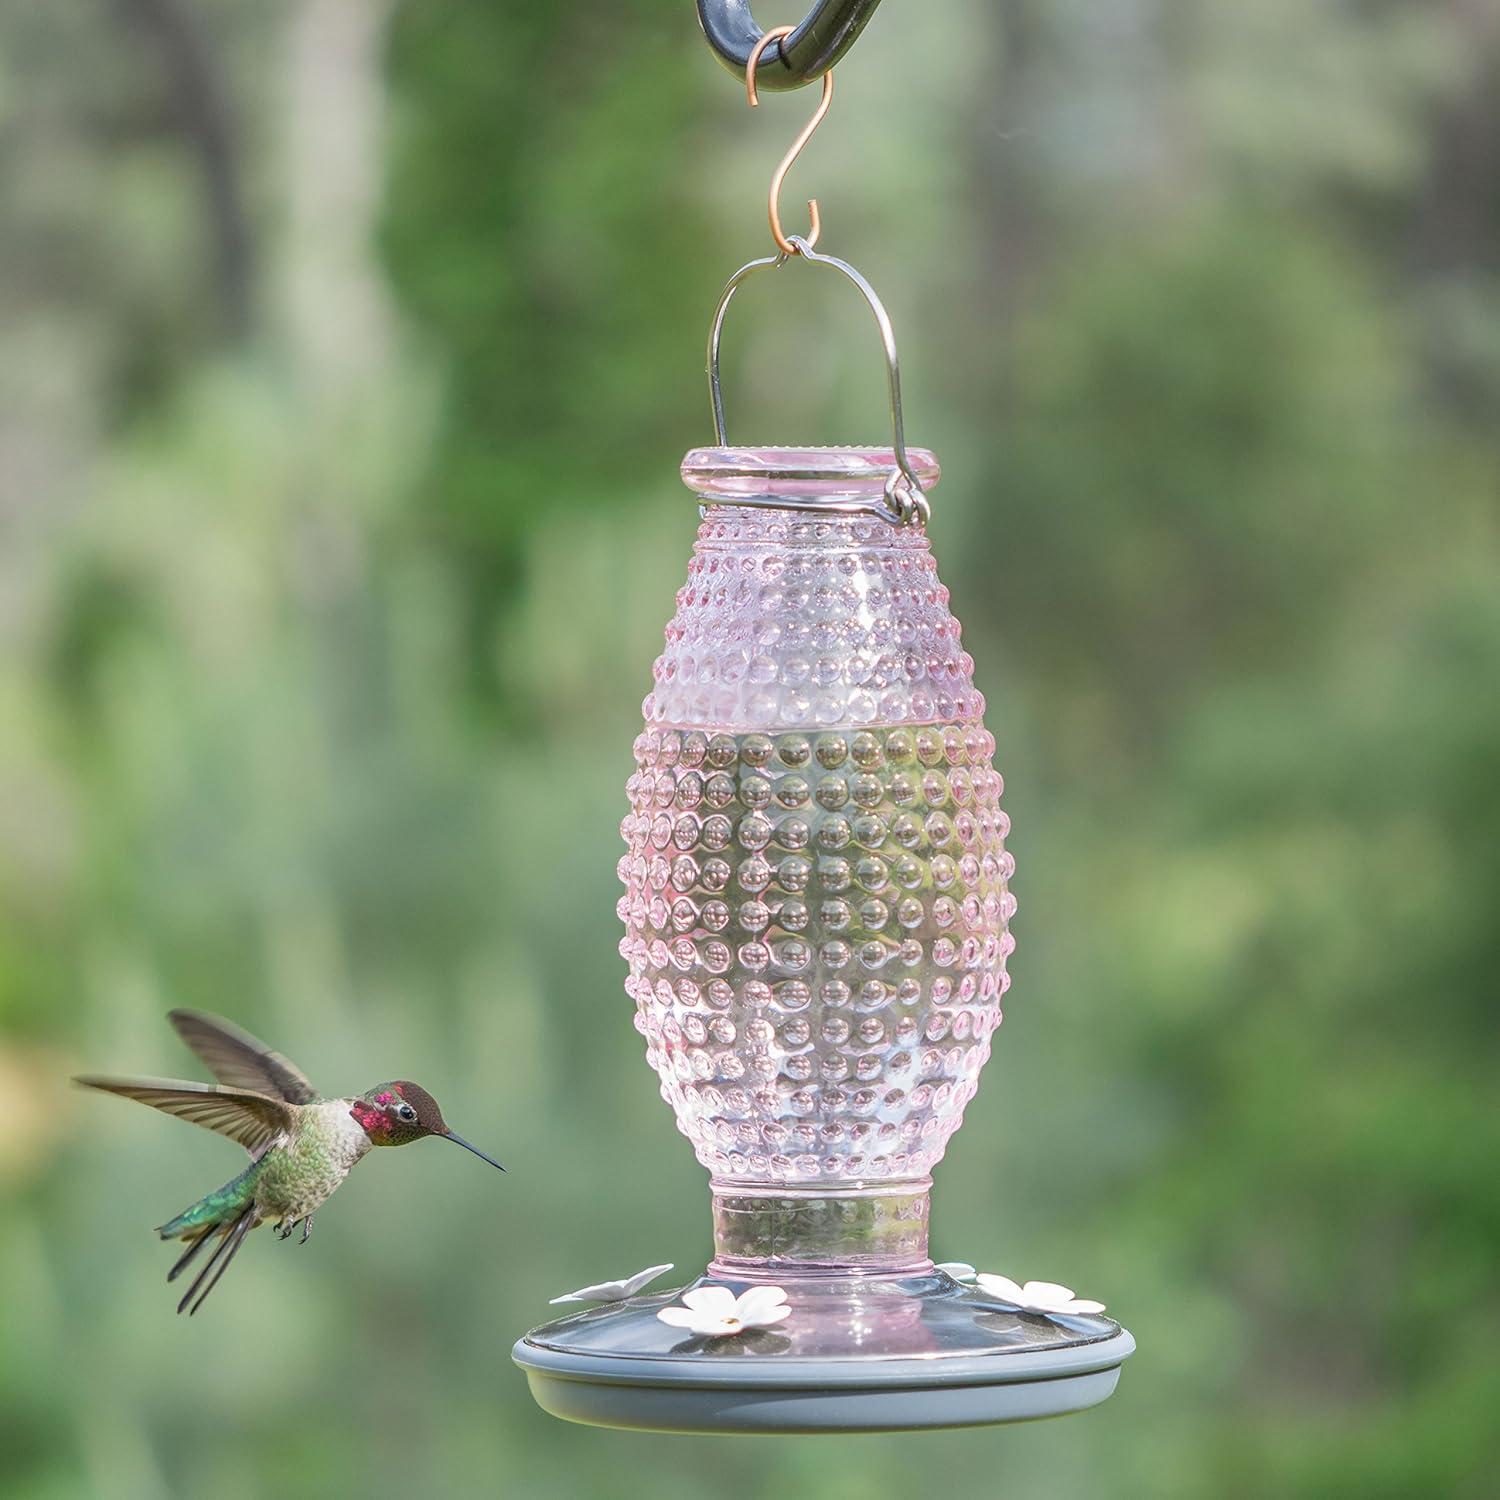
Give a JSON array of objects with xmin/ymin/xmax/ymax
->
[{"xmin": 513, "ymin": 1270, "xmax": 1135, "ymax": 1434}]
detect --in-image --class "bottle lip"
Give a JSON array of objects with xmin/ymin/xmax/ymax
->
[{"xmin": 681, "ymin": 446, "xmax": 941, "ymax": 508}]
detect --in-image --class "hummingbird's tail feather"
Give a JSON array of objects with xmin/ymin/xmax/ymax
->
[
  {"xmin": 167, "ymin": 1223, "xmax": 218, "ymax": 1284},
  {"xmin": 177, "ymin": 1219, "xmax": 237, "ymax": 1313},
  {"xmin": 177, "ymin": 1206, "xmax": 258, "ymax": 1315},
  {"xmin": 163, "ymin": 1160, "xmax": 267, "ymax": 1312},
  {"xmin": 157, "ymin": 1157, "xmax": 268, "ymax": 1241}
]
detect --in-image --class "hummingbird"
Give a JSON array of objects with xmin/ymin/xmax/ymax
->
[{"xmin": 75, "ymin": 1009, "xmax": 504, "ymax": 1315}]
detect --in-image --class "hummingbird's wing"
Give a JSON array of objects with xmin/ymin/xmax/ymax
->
[
  {"xmin": 74, "ymin": 1076, "xmax": 294, "ymax": 1154},
  {"xmin": 167, "ymin": 1009, "xmax": 320, "ymax": 1105}
]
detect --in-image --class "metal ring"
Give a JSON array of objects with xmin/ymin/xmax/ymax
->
[
  {"xmin": 706, "ymin": 235, "xmax": 930, "ymax": 525},
  {"xmin": 697, "ymin": 0, "xmax": 884, "ymax": 91}
]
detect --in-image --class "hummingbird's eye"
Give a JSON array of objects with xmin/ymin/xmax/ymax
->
[{"xmin": 396, "ymin": 1103, "xmax": 417, "ymax": 1123}]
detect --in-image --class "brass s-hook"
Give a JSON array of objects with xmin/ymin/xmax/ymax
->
[{"xmin": 746, "ymin": 26, "xmax": 834, "ymax": 255}]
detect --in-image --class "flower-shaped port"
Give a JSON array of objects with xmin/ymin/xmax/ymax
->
[
  {"xmin": 550, "ymin": 1264, "xmax": 674, "ymax": 1305},
  {"xmin": 936, "ymin": 1262, "xmax": 978, "ymax": 1283},
  {"xmin": 656, "ymin": 1285, "xmax": 792, "ymax": 1339},
  {"xmin": 974, "ymin": 1274, "xmax": 1106, "ymax": 1318}
]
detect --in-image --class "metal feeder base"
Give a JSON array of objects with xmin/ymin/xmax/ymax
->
[{"xmin": 513, "ymin": 1271, "xmax": 1135, "ymax": 1435}]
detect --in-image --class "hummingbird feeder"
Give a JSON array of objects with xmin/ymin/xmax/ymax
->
[{"xmin": 513, "ymin": 3, "xmax": 1134, "ymax": 1433}]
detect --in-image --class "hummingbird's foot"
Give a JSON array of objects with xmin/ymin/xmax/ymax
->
[
  {"xmin": 278, "ymin": 1220, "xmax": 296, "ymax": 1241},
  {"xmin": 300, "ymin": 1215, "xmax": 313, "ymax": 1244}
]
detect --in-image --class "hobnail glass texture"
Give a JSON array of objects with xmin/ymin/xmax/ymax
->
[{"xmin": 619, "ymin": 449, "xmax": 1015, "ymax": 1197}]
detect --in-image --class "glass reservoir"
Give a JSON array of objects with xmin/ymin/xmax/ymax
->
[{"xmin": 628, "ymin": 447, "xmax": 1008, "ymax": 1268}]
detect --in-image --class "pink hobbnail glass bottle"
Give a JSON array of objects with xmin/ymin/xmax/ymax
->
[{"xmin": 622, "ymin": 446, "xmax": 1014, "ymax": 1279}]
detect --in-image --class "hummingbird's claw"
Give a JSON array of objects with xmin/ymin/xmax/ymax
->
[{"xmin": 300, "ymin": 1216, "xmax": 313, "ymax": 1244}]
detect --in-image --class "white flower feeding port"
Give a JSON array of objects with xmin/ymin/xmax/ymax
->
[
  {"xmin": 510, "ymin": 239, "xmax": 1134, "ymax": 1433},
  {"xmin": 974, "ymin": 1276, "xmax": 1108, "ymax": 1320},
  {"xmin": 936, "ymin": 1262, "xmax": 979, "ymax": 1283},
  {"xmin": 658, "ymin": 1286, "xmax": 794, "ymax": 1339},
  {"xmin": 549, "ymin": 1265, "xmax": 675, "ymax": 1307}
]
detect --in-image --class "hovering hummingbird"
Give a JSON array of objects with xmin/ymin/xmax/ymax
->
[{"xmin": 75, "ymin": 1009, "xmax": 504, "ymax": 1315}]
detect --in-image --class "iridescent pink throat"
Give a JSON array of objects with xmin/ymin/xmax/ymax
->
[{"xmin": 349, "ymin": 1091, "xmax": 397, "ymax": 1140}]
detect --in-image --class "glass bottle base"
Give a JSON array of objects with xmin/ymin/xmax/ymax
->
[{"xmin": 709, "ymin": 1179, "xmax": 933, "ymax": 1276}]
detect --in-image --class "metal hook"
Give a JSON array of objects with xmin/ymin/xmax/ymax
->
[{"xmin": 746, "ymin": 26, "xmax": 834, "ymax": 256}]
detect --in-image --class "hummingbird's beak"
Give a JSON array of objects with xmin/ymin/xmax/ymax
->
[{"xmin": 443, "ymin": 1129, "xmax": 506, "ymax": 1172}]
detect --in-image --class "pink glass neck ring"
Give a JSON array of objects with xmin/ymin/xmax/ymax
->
[{"xmin": 706, "ymin": 235, "xmax": 931, "ymax": 527}]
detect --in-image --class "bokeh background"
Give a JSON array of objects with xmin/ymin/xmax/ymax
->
[{"xmin": 3, "ymin": 2, "xmax": 1498, "ymax": 1495}]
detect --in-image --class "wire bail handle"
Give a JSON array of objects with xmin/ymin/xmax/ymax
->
[{"xmin": 706, "ymin": 238, "xmax": 931, "ymax": 527}]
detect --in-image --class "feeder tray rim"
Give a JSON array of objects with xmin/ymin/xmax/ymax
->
[{"xmin": 512, "ymin": 1325, "xmax": 1135, "ymax": 1389}]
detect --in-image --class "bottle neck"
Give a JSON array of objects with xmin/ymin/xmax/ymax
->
[
  {"xmin": 681, "ymin": 445, "xmax": 941, "ymax": 521},
  {"xmin": 708, "ymin": 1179, "xmax": 933, "ymax": 1279}
]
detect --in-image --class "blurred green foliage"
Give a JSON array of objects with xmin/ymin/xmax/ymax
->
[{"xmin": 2, "ymin": 1, "xmax": 1497, "ymax": 1496}]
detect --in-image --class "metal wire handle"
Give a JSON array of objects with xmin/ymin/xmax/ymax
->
[{"xmin": 706, "ymin": 235, "xmax": 931, "ymax": 526}]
